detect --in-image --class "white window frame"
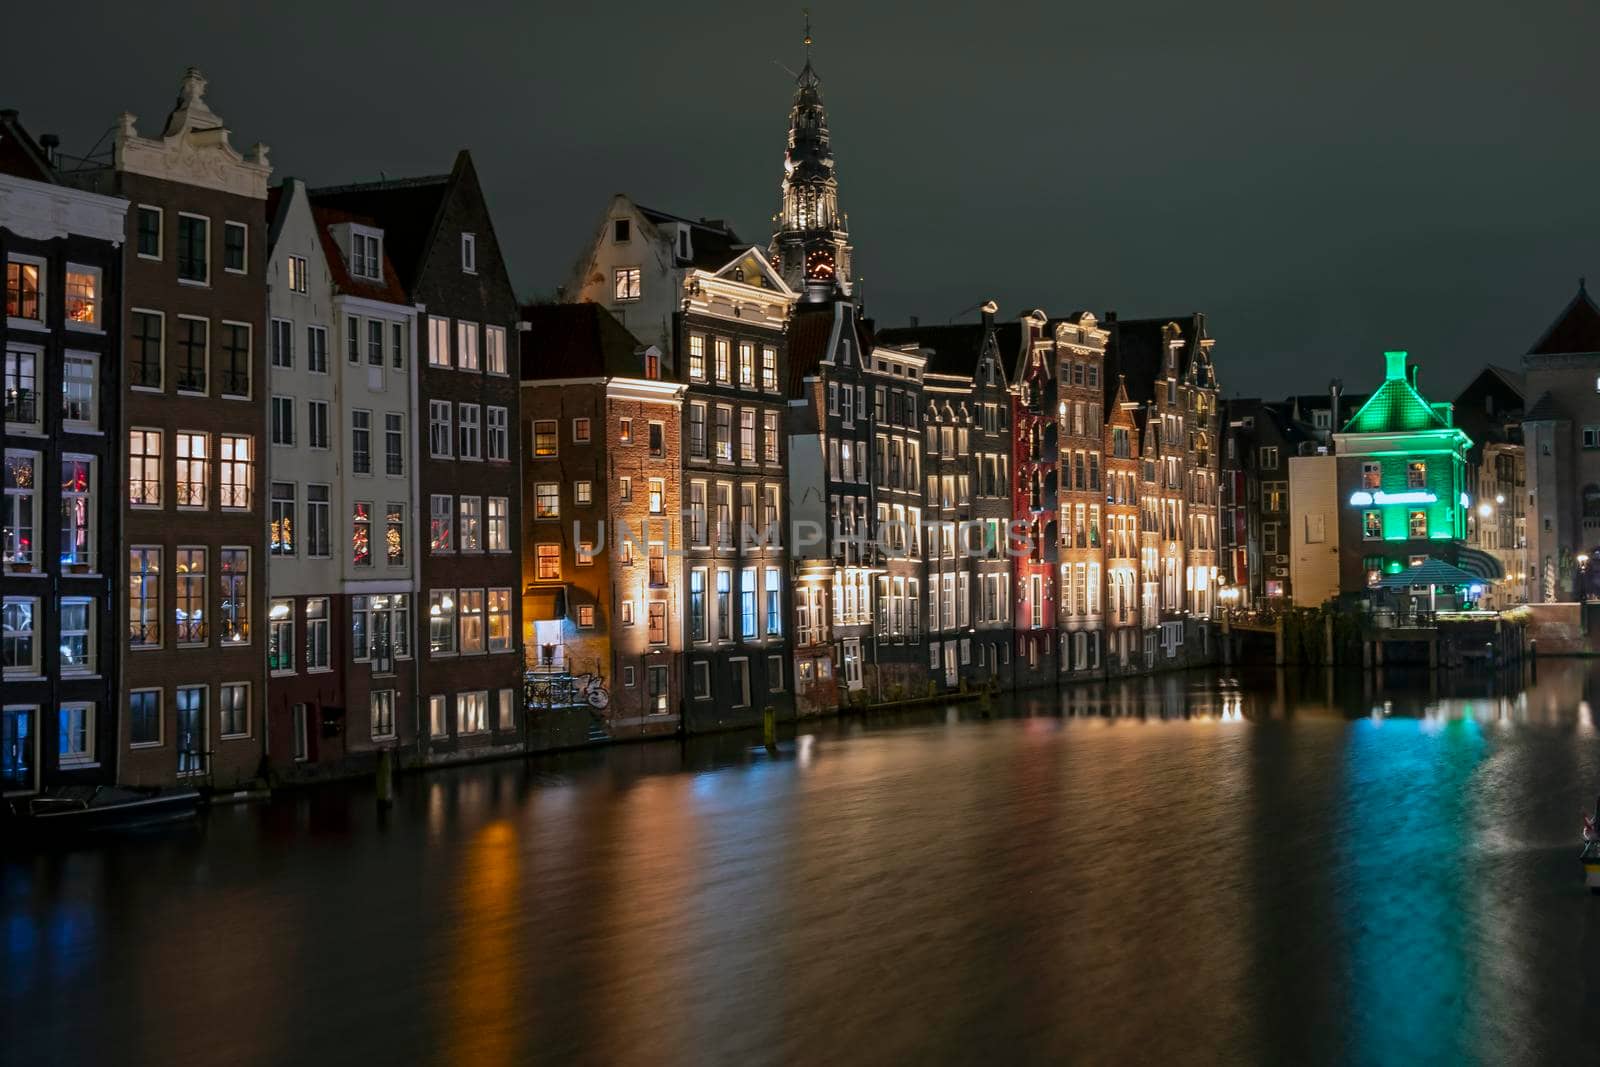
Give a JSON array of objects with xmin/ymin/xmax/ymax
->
[
  {"xmin": 461, "ymin": 232, "xmax": 477, "ymax": 274},
  {"xmin": 63, "ymin": 264, "xmax": 103, "ymax": 331},
  {"xmin": 219, "ymin": 682, "xmax": 251, "ymax": 739},
  {"xmin": 223, "ymin": 221, "xmax": 248, "ymax": 275},
  {"xmin": 57, "ymin": 702, "xmax": 96, "ymax": 767}
]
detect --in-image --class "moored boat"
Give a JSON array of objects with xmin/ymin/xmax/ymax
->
[{"xmin": 4, "ymin": 786, "xmax": 201, "ymax": 841}]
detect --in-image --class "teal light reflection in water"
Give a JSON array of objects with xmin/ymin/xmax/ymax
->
[{"xmin": 1339, "ymin": 713, "xmax": 1487, "ymax": 1065}]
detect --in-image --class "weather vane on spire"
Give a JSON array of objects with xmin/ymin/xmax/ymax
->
[{"xmin": 803, "ymin": 9, "xmax": 813, "ymax": 58}]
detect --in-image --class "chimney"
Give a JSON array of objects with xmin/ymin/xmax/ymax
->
[
  {"xmin": 39, "ymin": 134, "xmax": 59, "ymax": 165},
  {"xmin": 909, "ymin": 315, "xmax": 919, "ymax": 328},
  {"xmin": 1103, "ymin": 310, "xmax": 1118, "ymax": 323},
  {"xmin": 1383, "ymin": 350, "xmax": 1408, "ymax": 381}
]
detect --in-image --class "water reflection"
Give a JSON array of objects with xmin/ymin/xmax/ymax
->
[{"xmin": 5, "ymin": 664, "xmax": 1600, "ymax": 1064}]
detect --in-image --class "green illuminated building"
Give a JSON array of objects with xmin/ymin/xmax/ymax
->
[{"xmin": 1331, "ymin": 351, "xmax": 1475, "ymax": 592}]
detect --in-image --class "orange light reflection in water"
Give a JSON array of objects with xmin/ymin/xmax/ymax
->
[{"xmin": 447, "ymin": 818, "xmax": 519, "ymax": 1067}]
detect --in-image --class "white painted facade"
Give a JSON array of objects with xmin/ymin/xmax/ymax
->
[{"xmin": 266, "ymin": 181, "xmax": 419, "ymax": 606}]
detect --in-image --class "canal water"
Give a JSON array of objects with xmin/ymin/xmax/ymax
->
[{"xmin": 7, "ymin": 663, "xmax": 1600, "ymax": 1066}]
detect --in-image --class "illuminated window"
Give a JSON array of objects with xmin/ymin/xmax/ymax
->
[
  {"xmin": 649, "ymin": 478, "xmax": 664, "ymax": 515},
  {"xmin": 269, "ymin": 598, "xmax": 295, "ymax": 673},
  {"xmin": 1363, "ymin": 510, "xmax": 1381, "ymax": 540},
  {"xmin": 219, "ymin": 435, "xmax": 253, "ymax": 509},
  {"xmin": 270, "ymin": 482, "xmax": 295, "ymax": 556},
  {"xmin": 5, "ymin": 258, "xmax": 42, "ymax": 321},
  {"xmin": 129, "ymin": 430, "xmax": 162, "ymax": 507},
  {"xmin": 762, "ymin": 346, "xmax": 777, "ymax": 391},
  {"xmin": 613, "ymin": 267, "xmax": 641, "ymax": 301},
  {"xmin": 352, "ymin": 502, "xmax": 372, "ymax": 566},
  {"xmin": 430, "ymin": 495, "xmax": 453, "ymax": 553},
  {"xmin": 486, "ymin": 497, "xmax": 507, "ymax": 552},
  {"xmin": 536, "ymin": 544, "xmax": 560, "ymax": 581},
  {"xmin": 458, "ymin": 590, "xmax": 484, "ymax": 654},
  {"xmin": 575, "ymin": 481, "xmax": 592, "ymax": 506},
  {"xmin": 521, "ymin": 420, "xmax": 556, "ymax": 462},
  {"xmin": 578, "ymin": 605, "xmax": 596, "ymax": 628},
  {"xmin": 688, "ymin": 334, "xmax": 706, "ymax": 380},
  {"xmin": 428, "ymin": 591, "xmax": 456, "ymax": 655},
  {"xmin": 456, "ymin": 321, "xmax": 479, "ymax": 372},
  {"xmin": 535, "ymin": 482, "xmax": 559, "ymax": 519},
  {"xmin": 1408, "ymin": 510, "xmax": 1427, "ymax": 539},
  {"xmin": 572, "ymin": 417, "xmax": 591, "ymax": 443},
  {"xmin": 219, "ymin": 548, "xmax": 250, "ymax": 643},
  {"xmin": 174, "ymin": 548, "xmax": 204, "ymax": 644},
  {"xmin": 458, "ymin": 496, "xmax": 481, "ymax": 551},
  {"xmin": 739, "ymin": 342, "xmax": 755, "ymax": 388},
  {"xmin": 128, "ymin": 550, "xmax": 160, "ymax": 652},
  {"xmin": 1407, "ymin": 461, "xmax": 1426, "ymax": 489},
  {"xmin": 715, "ymin": 338, "xmax": 730, "ymax": 382},
  {"xmin": 305, "ymin": 597, "xmax": 329, "ymax": 670},
  {"xmin": 64, "ymin": 266, "xmax": 100, "ymax": 327},
  {"xmin": 619, "ymin": 418, "xmax": 633, "ymax": 444},
  {"xmin": 487, "ymin": 589, "xmax": 511, "ymax": 652},
  {"xmin": 648, "ymin": 601, "xmax": 667, "ymax": 645},
  {"xmin": 175, "ymin": 433, "xmax": 208, "ymax": 508},
  {"xmin": 58, "ymin": 702, "xmax": 94, "ymax": 765},
  {"xmin": 485, "ymin": 325, "xmax": 506, "ymax": 375},
  {"xmin": 1362, "ymin": 462, "xmax": 1380, "ymax": 489}
]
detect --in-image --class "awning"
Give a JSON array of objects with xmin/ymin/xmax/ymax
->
[
  {"xmin": 525, "ymin": 585, "xmax": 567, "ymax": 621},
  {"xmin": 1456, "ymin": 545, "xmax": 1506, "ymax": 582},
  {"xmin": 1375, "ymin": 558, "xmax": 1481, "ymax": 589}
]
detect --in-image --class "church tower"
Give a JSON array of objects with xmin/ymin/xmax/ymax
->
[{"xmin": 770, "ymin": 16, "xmax": 853, "ymax": 292}]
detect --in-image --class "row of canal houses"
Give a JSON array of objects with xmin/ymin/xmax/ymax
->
[
  {"xmin": 3, "ymin": 69, "xmax": 525, "ymax": 797},
  {"xmin": 3, "ymin": 54, "xmax": 1226, "ymax": 800},
  {"xmin": 531, "ymin": 48, "xmax": 1226, "ymax": 732}
]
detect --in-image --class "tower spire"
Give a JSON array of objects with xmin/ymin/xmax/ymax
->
[{"xmin": 771, "ymin": 13, "xmax": 853, "ymax": 292}]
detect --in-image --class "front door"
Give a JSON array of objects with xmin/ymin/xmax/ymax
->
[
  {"xmin": 2, "ymin": 705, "xmax": 35, "ymax": 793},
  {"xmin": 176, "ymin": 686, "xmax": 206, "ymax": 777},
  {"xmin": 842, "ymin": 639, "xmax": 862, "ymax": 690}
]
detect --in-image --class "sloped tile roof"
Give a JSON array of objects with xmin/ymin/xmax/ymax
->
[
  {"xmin": 785, "ymin": 302, "xmax": 841, "ymax": 397},
  {"xmin": 1341, "ymin": 377, "xmax": 1449, "ymax": 433},
  {"xmin": 308, "ymin": 166, "xmax": 456, "ymax": 295},
  {"xmin": 1528, "ymin": 283, "xmax": 1600, "ymax": 355},
  {"xmin": 520, "ymin": 302, "xmax": 653, "ymax": 380},
  {"xmin": 874, "ymin": 322, "xmax": 987, "ymax": 378},
  {"xmin": 309, "ymin": 204, "xmax": 410, "ymax": 305}
]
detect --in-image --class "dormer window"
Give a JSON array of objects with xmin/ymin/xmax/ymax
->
[
  {"xmin": 461, "ymin": 233, "xmax": 477, "ymax": 274},
  {"xmin": 351, "ymin": 230, "xmax": 381, "ymax": 281}
]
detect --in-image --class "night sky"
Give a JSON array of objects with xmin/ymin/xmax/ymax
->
[{"xmin": 10, "ymin": 1, "xmax": 1599, "ymax": 398}]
